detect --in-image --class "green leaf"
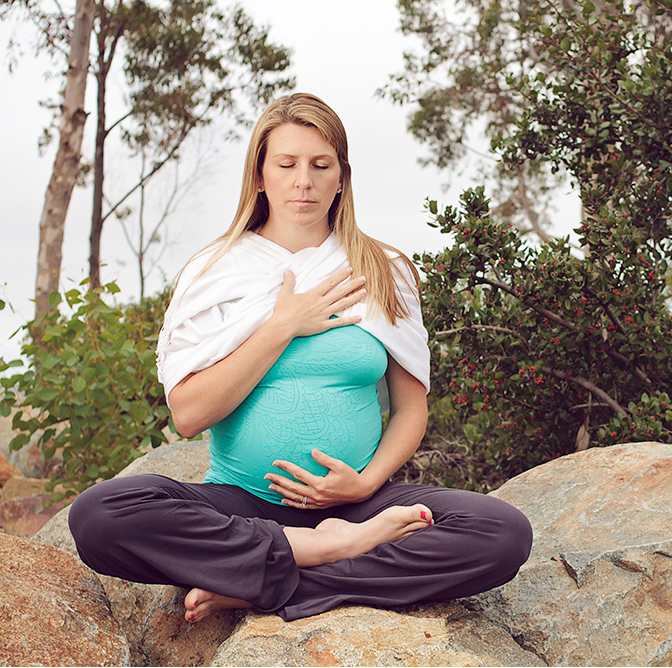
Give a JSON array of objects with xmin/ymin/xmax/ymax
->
[
  {"xmin": 48, "ymin": 292, "xmax": 62, "ymax": 309},
  {"xmin": 34, "ymin": 387, "xmax": 59, "ymax": 402},
  {"xmin": 72, "ymin": 376, "xmax": 87, "ymax": 394}
]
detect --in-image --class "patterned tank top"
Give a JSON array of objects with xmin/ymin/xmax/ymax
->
[{"xmin": 204, "ymin": 325, "xmax": 388, "ymax": 504}]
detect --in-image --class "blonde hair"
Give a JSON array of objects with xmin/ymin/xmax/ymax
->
[{"xmin": 185, "ymin": 93, "xmax": 419, "ymax": 324}]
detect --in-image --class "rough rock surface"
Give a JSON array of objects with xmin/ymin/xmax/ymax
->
[
  {"xmin": 34, "ymin": 440, "xmax": 220, "ymax": 667},
  {"xmin": 0, "ymin": 452, "xmax": 21, "ymax": 486},
  {"xmin": 466, "ymin": 441, "xmax": 672, "ymax": 667},
  {"xmin": 31, "ymin": 439, "xmax": 672, "ymax": 667},
  {"xmin": 212, "ymin": 603, "xmax": 543, "ymax": 667},
  {"xmin": 0, "ymin": 532, "xmax": 129, "ymax": 667}
]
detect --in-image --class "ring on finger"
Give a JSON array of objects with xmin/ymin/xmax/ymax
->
[{"xmin": 300, "ymin": 496, "xmax": 307, "ymax": 508}]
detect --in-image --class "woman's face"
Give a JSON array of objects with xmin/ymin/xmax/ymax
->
[{"xmin": 260, "ymin": 123, "xmax": 342, "ymax": 248}]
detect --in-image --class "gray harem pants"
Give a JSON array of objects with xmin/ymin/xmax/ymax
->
[{"xmin": 69, "ymin": 474, "xmax": 532, "ymax": 621}]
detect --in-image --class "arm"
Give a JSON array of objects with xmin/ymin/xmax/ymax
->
[
  {"xmin": 266, "ymin": 354, "xmax": 428, "ymax": 509},
  {"xmin": 358, "ymin": 355, "xmax": 429, "ymax": 493},
  {"xmin": 169, "ymin": 268, "xmax": 366, "ymax": 438}
]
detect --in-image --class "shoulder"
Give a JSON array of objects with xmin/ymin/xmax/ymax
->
[{"xmin": 382, "ymin": 246, "xmax": 420, "ymax": 290}]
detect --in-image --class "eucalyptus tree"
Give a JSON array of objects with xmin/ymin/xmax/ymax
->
[{"xmin": 5, "ymin": 0, "xmax": 293, "ymax": 313}]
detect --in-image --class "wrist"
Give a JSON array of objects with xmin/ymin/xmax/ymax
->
[
  {"xmin": 264, "ymin": 312, "xmax": 297, "ymax": 345},
  {"xmin": 356, "ymin": 470, "xmax": 384, "ymax": 501}
]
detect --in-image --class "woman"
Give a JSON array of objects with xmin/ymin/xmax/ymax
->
[{"xmin": 69, "ymin": 93, "xmax": 532, "ymax": 623}]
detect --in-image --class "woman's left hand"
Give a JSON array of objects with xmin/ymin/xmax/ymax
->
[{"xmin": 264, "ymin": 449, "xmax": 374, "ymax": 509}]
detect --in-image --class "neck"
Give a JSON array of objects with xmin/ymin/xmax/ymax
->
[{"xmin": 257, "ymin": 223, "xmax": 331, "ymax": 253}]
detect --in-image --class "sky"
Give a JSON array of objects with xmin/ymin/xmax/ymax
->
[{"xmin": 0, "ymin": 0, "xmax": 580, "ymax": 360}]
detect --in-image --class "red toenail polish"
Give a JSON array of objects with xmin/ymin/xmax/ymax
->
[{"xmin": 421, "ymin": 511, "xmax": 427, "ymax": 521}]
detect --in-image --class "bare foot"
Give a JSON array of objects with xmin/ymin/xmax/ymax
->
[
  {"xmin": 284, "ymin": 503, "xmax": 433, "ymax": 567},
  {"xmin": 184, "ymin": 588, "xmax": 252, "ymax": 623},
  {"xmin": 184, "ymin": 504, "xmax": 433, "ymax": 622}
]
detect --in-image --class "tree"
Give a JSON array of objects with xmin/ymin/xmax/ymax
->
[
  {"xmin": 410, "ymin": 0, "xmax": 672, "ymax": 490},
  {"xmin": 7, "ymin": 0, "xmax": 293, "ymax": 310},
  {"xmin": 380, "ymin": 0, "xmax": 671, "ymax": 239},
  {"xmin": 32, "ymin": 0, "xmax": 94, "ymax": 316},
  {"xmin": 85, "ymin": 0, "xmax": 292, "ymax": 288}
]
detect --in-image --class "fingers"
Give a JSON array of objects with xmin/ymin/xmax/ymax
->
[
  {"xmin": 280, "ymin": 269, "xmax": 296, "ymax": 293},
  {"xmin": 310, "ymin": 448, "xmax": 343, "ymax": 470},
  {"xmin": 270, "ymin": 459, "xmax": 316, "ymax": 483},
  {"xmin": 264, "ymin": 464, "xmax": 314, "ymax": 504},
  {"xmin": 318, "ymin": 267, "xmax": 357, "ymax": 293},
  {"xmin": 314, "ymin": 268, "xmax": 366, "ymax": 304}
]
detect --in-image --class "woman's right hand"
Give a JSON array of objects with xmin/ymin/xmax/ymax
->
[{"xmin": 270, "ymin": 267, "xmax": 367, "ymax": 338}]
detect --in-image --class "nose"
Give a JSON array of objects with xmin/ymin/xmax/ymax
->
[{"xmin": 294, "ymin": 165, "xmax": 312, "ymax": 189}]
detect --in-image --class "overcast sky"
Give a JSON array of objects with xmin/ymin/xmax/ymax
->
[{"xmin": 0, "ymin": 0, "xmax": 579, "ymax": 360}]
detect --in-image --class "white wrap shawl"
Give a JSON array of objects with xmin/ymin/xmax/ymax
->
[{"xmin": 156, "ymin": 232, "xmax": 430, "ymax": 410}]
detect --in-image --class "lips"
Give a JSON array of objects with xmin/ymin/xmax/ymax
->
[{"xmin": 291, "ymin": 200, "xmax": 316, "ymax": 208}]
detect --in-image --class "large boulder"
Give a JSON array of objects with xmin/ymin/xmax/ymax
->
[
  {"xmin": 211, "ymin": 603, "xmax": 542, "ymax": 667},
  {"xmin": 466, "ymin": 441, "xmax": 672, "ymax": 666},
  {"xmin": 0, "ymin": 532, "xmax": 129, "ymax": 667},
  {"xmin": 32, "ymin": 439, "xmax": 672, "ymax": 667},
  {"xmin": 0, "ymin": 451, "xmax": 21, "ymax": 486},
  {"xmin": 0, "ymin": 410, "xmax": 60, "ymax": 480},
  {"xmin": 33, "ymin": 440, "xmax": 232, "ymax": 667}
]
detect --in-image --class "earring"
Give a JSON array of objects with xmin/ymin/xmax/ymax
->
[
  {"xmin": 337, "ymin": 188, "xmax": 342, "ymax": 194},
  {"xmin": 258, "ymin": 188, "xmax": 264, "ymax": 193}
]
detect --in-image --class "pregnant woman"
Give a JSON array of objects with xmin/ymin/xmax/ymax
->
[{"xmin": 69, "ymin": 93, "xmax": 532, "ymax": 623}]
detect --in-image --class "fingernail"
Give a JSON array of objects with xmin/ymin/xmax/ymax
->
[{"xmin": 421, "ymin": 511, "xmax": 427, "ymax": 521}]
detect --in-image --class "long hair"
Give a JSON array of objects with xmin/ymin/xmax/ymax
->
[{"xmin": 184, "ymin": 93, "xmax": 419, "ymax": 324}]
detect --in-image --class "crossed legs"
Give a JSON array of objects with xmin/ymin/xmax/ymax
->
[{"xmin": 69, "ymin": 475, "xmax": 532, "ymax": 623}]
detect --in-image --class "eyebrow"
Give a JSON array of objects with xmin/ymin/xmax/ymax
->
[{"xmin": 271, "ymin": 153, "xmax": 336, "ymax": 160}]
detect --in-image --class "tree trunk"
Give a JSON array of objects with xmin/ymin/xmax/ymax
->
[
  {"xmin": 34, "ymin": 0, "xmax": 95, "ymax": 316},
  {"xmin": 89, "ymin": 24, "xmax": 107, "ymax": 289}
]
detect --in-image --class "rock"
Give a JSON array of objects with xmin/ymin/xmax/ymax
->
[
  {"xmin": 0, "ymin": 477, "xmax": 66, "ymax": 537},
  {"xmin": 33, "ymin": 439, "xmax": 672, "ymax": 666},
  {"xmin": 465, "ymin": 441, "xmax": 672, "ymax": 667},
  {"xmin": 34, "ymin": 440, "xmax": 213, "ymax": 666},
  {"xmin": 0, "ymin": 532, "xmax": 130, "ymax": 667},
  {"xmin": 137, "ymin": 586, "xmax": 240, "ymax": 667},
  {"xmin": 0, "ymin": 451, "xmax": 21, "ymax": 487},
  {"xmin": 212, "ymin": 603, "xmax": 543, "ymax": 667},
  {"xmin": 1, "ymin": 476, "xmax": 45, "ymax": 502},
  {"xmin": 0, "ymin": 411, "xmax": 60, "ymax": 480}
]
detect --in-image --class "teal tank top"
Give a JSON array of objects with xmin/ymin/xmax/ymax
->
[{"xmin": 204, "ymin": 325, "xmax": 388, "ymax": 504}]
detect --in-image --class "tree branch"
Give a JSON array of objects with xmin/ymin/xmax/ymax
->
[
  {"xmin": 542, "ymin": 366, "xmax": 629, "ymax": 415},
  {"xmin": 435, "ymin": 324, "xmax": 532, "ymax": 351},
  {"xmin": 481, "ymin": 276, "xmax": 579, "ymax": 331}
]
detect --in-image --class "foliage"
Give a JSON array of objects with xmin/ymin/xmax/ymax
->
[
  {"xmin": 381, "ymin": 0, "xmax": 672, "ymax": 239},
  {"xmin": 403, "ymin": 0, "xmax": 672, "ymax": 489},
  {"xmin": 4, "ymin": 0, "xmax": 294, "ymax": 293},
  {"xmin": 0, "ymin": 282, "xmax": 172, "ymax": 503},
  {"xmin": 416, "ymin": 184, "xmax": 671, "ymax": 487}
]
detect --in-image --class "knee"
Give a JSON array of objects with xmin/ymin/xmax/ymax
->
[
  {"xmin": 490, "ymin": 501, "xmax": 533, "ymax": 574},
  {"xmin": 68, "ymin": 481, "xmax": 113, "ymax": 557}
]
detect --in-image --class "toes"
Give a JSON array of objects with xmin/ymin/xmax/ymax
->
[
  {"xmin": 184, "ymin": 588, "xmax": 204, "ymax": 612},
  {"xmin": 415, "ymin": 504, "xmax": 433, "ymax": 525}
]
